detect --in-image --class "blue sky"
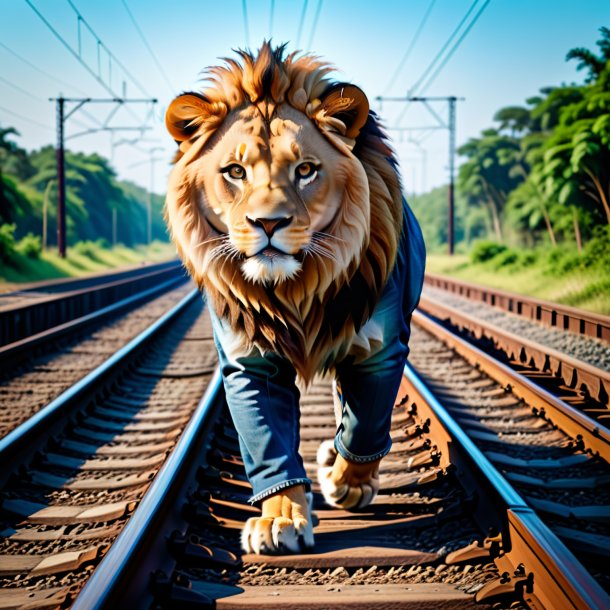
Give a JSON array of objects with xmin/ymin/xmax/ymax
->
[{"xmin": 1, "ymin": 0, "xmax": 608, "ymax": 194}]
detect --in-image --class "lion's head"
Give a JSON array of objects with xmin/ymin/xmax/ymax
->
[{"xmin": 165, "ymin": 42, "xmax": 403, "ymax": 381}]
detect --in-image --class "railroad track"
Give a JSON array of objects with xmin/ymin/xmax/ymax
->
[
  {"xmin": 3, "ymin": 273, "xmax": 610, "ymax": 608},
  {"xmin": 68, "ymin": 320, "xmax": 610, "ymax": 607},
  {"xmin": 424, "ymin": 273, "xmax": 610, "ymax": 343},
  {"xmin": 419, "ymin": 285, "xmax": 610, "ymax": 414},
  {"xmin": 0, "ymin": 259, "xmax": 185, "ymax": 346},
  {"xmin": 0, "ymin": 289, "xmax": 217, "ymax": 608},
  {"xmin": 0, "ymin": 276, "xmax": 196, "ymax": 438}
]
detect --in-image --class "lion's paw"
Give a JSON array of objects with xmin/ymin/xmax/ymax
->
[
  {"xmin": 316, "ymin": 441, "xmax": 380, "ymax": 510},
  {"xmin": 241, "ymin": 488, "xmax": 314, "ymax": 554}
]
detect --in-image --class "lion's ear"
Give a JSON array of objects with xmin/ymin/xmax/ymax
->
[
  {"xmin": 317, "ymin": 84, "xmax": 369, "ymax": 139},
  {"xmin": 165, "ymin": 93, "xmax": 217, "ymax": 142}
]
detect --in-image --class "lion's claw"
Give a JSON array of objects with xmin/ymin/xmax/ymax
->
[
  {"xmin": 241, "ymin": 488, "xmax": 315, "ymax": 554},
  {"xmin": 317, "ymin": 440, "xmax": 380, "ymax": 510}
]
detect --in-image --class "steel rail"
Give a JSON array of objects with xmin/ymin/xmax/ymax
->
[
  {"xmin": 0, "ymin": 275, "xmax": 187, "ymax": 368},
  {"xmin": 418, "ymin": 294, "xmax": 610, "ymax": 406},
  {"xmin": 71, "ymin": 369, "xmax": 223, "ymax": 610},
  {"xmin": 424, "ymin": 272, "xmax": 610, "ymax": 342},
  {"xmin": 413, "ymin": 309, "xmax": 610, "ymax": 461},
  {"xmin": 0, "ymin": 260, "xmax": 185, "ymax": 345},
  {"xmin": 1, "ymin": 260, "xmax": 180, "ymax": 296},
  {"xmin": 0, "ymin": 288, "xmax": 199, "ymax": 476},
  {"xmin": 402, "ymin": 361, "xmax": 610, "ymax": 609}
]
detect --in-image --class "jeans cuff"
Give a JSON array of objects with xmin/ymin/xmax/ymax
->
[
  {"xmin": 334, "ymin": 434, "xmax": 392, "ymax": 463},
  {"xmin": 249, "ymin": 478, "xmax": 311, "ymax": 505}
]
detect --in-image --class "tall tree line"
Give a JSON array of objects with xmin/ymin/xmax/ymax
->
[
  {"xmin": 0, "ymin": 130, "xmax": 168, "ymax": 248},
  {"xmin": 411, "ymin": 28, "xmax": 610, "ymax": 251}
]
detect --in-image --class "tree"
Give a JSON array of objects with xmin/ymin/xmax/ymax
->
[
  {"xmin": 566, "ymin": 26, "xmax": 610, "ymax": 83},
  {"xmin": 458, "ymin": 129, "xmax": 524, "ymax": 242}
]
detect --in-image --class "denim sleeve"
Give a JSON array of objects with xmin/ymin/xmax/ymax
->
[
  {"xmin": 334, "ymin": 198, "xmax": 426, "ymax": 462},
  {"xmin": 207, "ymin": 304, "xmax": 311, "ymax": 504}
]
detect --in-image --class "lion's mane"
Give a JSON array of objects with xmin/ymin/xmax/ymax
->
[{"xmin": 165, "ymin": 43, "xmax": 403, "ymax": 382}]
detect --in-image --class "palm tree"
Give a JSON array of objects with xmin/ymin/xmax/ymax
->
[{"xmin": 566, "ymin": 27, "xmax": 610, "ymax": 83}]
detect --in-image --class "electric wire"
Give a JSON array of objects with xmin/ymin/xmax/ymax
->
[
  {"xmin": 242, "ymin": 0, "xmax": 250, "ymax": 48},
  {"xmin": 269, "ymin": 0, "xmax": 275, "ymax": 38},
  {"xmin": 0, "ymin": 103, "xmax": 53, "ymax": 131},
  {"xmin": 306, "ymin": 0, "xmax": 323, "ymax": 50},
  {"xmin": 120, "ymin": 0, "xmax": 175, "ymax": 94},
  {"xmin": 24, "ymin": 0, "xmax": 119, "ymax": 98},
  {"xmin": 66, "ymin": 0, "xmax": 154, "ymax": 99},
  {"xmin": 295, "ymin": 0, "xmax": 308, "ymax": 49},
  {"xmin": 24, "ymin": 0, "xmax": 154, "ymax": 130},
  {"xmin": 408, "ymin": 0, "xmax": 480, "ymax": 98},
  {"xmin": 418, "ymin": 0, "xmax": 491, "ymax": 95},
  {"xmin": 0, "ymin": 41, "xmax": 89, "ymax": 96},
  {"xmin": 0, "ymin": 75, "xmax": 47, "ymax": 100},
  {"xmin": 383, "ymin": 0, "xmax": 438, "ymax": 95},
  {"xmin": 393, "ymin": 0, "xmax": 482, "ymax": 127}
]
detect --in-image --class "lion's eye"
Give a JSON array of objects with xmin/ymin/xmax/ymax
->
[
  {"xmin": 296, "ymin": 162, "xmax": 317, "ymax": 180},
  {"xmin": 223, "ymin": 164, "xmax": 246, "ymax": 180}
]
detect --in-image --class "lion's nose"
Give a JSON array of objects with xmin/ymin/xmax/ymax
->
[{"xmin": 247, "ymin": 216, "xmax": 293, "ymax": 237}]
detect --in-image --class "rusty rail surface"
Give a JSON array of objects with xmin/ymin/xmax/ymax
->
[
  {"xmin": 0, "ymin": 276, "xmax": 188, "ymax": 370},
  {"xmin": 0, "ymin": 291, "xmax": 219, "ymax": 609},
  {"xmin": 413, "ymin": 310, "xmax": 610, "ymax": 461},
  {"xmin": 418, "ymin": 294, "xmax": 610, "ymax": 407},
  {"xmin": 0, "ymin": 260, "xmax": 186, "ymax": 346},
  {"xmin": 70, "ymin": 365, "xmax": 610, "ymax": 608},
  {"xmin": 425, "ymin": 272, "xmax": 610, "ymax": 343}
]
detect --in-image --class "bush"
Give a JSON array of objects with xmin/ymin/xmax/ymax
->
[
  {"xmin": 95, "ymin": 237, "xmax": 111, "ymax": 250},
  {"xmin": 73, "ymin": 240, "xmax": 101, "ymax": 261},
  {"xmin": 470, "ymin": 240, "xmax": 508, "ymax": 263},
  {"xmin": 491, "ymin": 248, "xmax": 519, "ymax": 269},
  {"xmin": 581, "ymin": 226, "xmax": 610, "ymax": 270},
  {"xmin": 0, "ymin": 223, "xmax": 16, "ymax": 264},
  {"xmin": 16, "ymin": 233, "xmax": 42, "ymax": 259}
]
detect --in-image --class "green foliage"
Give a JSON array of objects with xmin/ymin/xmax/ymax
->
[
  {"xmin": 453, "ymin": 27, "xmax": 610, "ymax": 253},
  {"xmin": 0, "ymin": 129, "xmax": 170, "ymax": 249},
  {"xmin": 16, "ymin": 233, "xmax": 42, "ymax": 259},
  {"xmin": 581, "ymin": 225, "xmax": 610, "ymax": 268},
  {"xmin": 73, "ymin": 240, "xmax": 102, "ymax": 261},
  {"xmin": 470, "ymin": 240, "xmax": 507, "ymax": 263},
  {"xmin": 0, "ymin": 223, "xmax": 16, "ymax": 264}
]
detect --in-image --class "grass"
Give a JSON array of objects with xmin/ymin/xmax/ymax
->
[
  {"xmin": 426, "ymin": 251, "xmax": 610, "ymax": 315},
  {"xmin": 0, "ymin": 240, "xmax": 177, "ymax": 290}
]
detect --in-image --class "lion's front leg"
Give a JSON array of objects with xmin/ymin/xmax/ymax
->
[
  {"xmin": 242, "ymin": 484, "xmax": 314, "ymax": 554},
  {"xmin": 317, "ymin": 441, "xmax": 380, "ymax": 509}
]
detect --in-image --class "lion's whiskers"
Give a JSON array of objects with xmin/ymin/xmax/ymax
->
[
  {"xmin": 304, "ymin": 237, "xmax": 338, "ymax": 263},
  {"xmin": 312, "ymin": 231, "xmax": 346, "ymax": 244}
]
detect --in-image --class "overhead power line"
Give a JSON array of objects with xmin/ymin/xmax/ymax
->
[
  {"xmin": 24, "ymin": 0, "xmax": 153, "ymax": 127},
  {"xmin": 393, "ymin": 0, "xmax": 490, "ymax": 127},
  {"xmin": 295, "ymin": 0, "xmax": 308, "ymax": 49},
  {"xmin": 407, "ymin": 0, "xmax": 480, "ymax": 98},
  {"xmin": 120, "ymin": 0, "xmax": 175, "ymax": 94},
  {"xmin": 24, "ymin": 0, "xmax": 119, "ymax": 98},
  {"xmin": 306, "ymin": 0, "xmax": 323, "ymax": 50},
  {"xmin": 383, "ymin": 0, "xmax": 438, "ymax": 95},
  {"xmin": 0, "ymin": 103, "xmax": 53, "ymax": 131},
  {"xmin": 242, "ymin": 0, "xmax": 250, "ymax": 48},
  {"xmin": 269, "ymin": 0, "xmax": 275, "ymax": 38},
  {"xmin": 418, "ymin": 0, "xmax": 491, "ymax": 95},
  {"xmin": 66, "ymin": 0, "xmax": 153, "ymax": 98},
  {"xmin": 0, "ymin": 41, "xmax": 89, "ymax": 96}
]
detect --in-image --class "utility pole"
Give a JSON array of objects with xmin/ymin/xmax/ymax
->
[
  {"xmin": 147, "ymin": 147, "xmax": 163, "ymax": 244},
  {"xmin": 49, "ymin": 96, "xmax": 157, "ymax": 258},
  {"xmin": 56, "ymin": 98, "xmax": 66, "ymax": 258},
  {"xmin": 448, "ymin": 96, "xmax": 457, "ymax": 255},
  {"xmin": 376, "ymin": 95, "xmax": 464, "ymax": 255}
]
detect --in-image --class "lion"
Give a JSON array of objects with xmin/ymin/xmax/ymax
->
[{"xmin": 164, "ymin": 42, "xmax": 425, "ymax": 555}]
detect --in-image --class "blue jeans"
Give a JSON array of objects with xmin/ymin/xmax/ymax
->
[{"xmin": 209, "ymin": 200, "xmax": 425, "ymax": 503}]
